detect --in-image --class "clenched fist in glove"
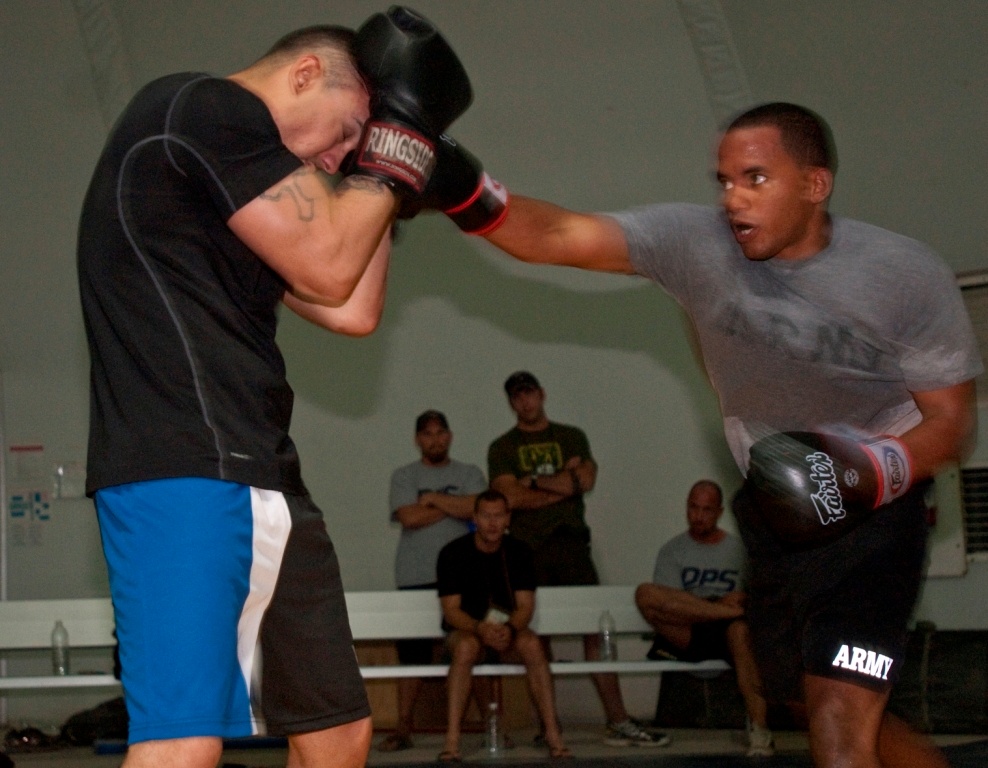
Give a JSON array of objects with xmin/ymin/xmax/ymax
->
[
  {"xmin": 747, "ymin": 431, "xmax": 913, "ymax": 549},
  {"xmin": 350, "ymin": 6, "xmax": 472, "ymax": 195},
  {"xmin": 399, "ymin": 135, "xmax": 509, "ymax": 234}
]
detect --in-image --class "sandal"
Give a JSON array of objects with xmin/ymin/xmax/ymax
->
[
  {"xmin": 437, "ymin": 749, "xmax": 462, "ymax": 763},
  {"xmin": 377, "ymin": 732, "xmax": 413, "ymax": 752}
]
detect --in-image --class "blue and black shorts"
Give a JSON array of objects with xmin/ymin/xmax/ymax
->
[{"xmin": 96, "ymin": 477, "xmax": 369, "ymax": 743}]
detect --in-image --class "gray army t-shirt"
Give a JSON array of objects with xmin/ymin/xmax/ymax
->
[{"xmin": 612, "ymin": 204, "xmax": 982, "ymax": 472}]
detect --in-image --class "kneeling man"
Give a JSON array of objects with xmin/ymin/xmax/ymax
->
[{"xmin": 436, "ymin": 489, "xmax": 570, "ymax": 761}]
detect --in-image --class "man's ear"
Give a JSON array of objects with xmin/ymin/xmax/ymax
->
[
  {"xmin": 806, "ymin": 167, "xmax": 834, "ymax": 204},
  {"xmin": 290, "ymin": 54, "xmax": 324, "ymax": 95}
]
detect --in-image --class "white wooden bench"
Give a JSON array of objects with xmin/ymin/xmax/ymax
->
[
  {"xmin": 347, "ymin": 586, "xmax": 729, "ymax": 678},
  {"xmin": 0, "ymin": 587, "xmax": 727, "ymax": 690}
]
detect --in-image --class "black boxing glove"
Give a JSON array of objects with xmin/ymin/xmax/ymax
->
[
  {"xmin": 351, "ymin": 6, "xmax": 472, "ymax": 195},
  {"xmin": 746, "ymin": 431, "xmax": 913, "ymax": 548},
  {"xmin": 399, "ymin": 134, "xmax": 509, "ymax": 235}
]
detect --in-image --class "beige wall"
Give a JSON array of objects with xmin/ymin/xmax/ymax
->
[{"xmin": 1, "ymin": 0, "xmax": 986, "ymax": 724}]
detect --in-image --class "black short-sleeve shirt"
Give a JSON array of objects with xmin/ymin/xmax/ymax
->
[
  {"xmin": 437, "ymin": 534, "xmax": 536, "ymax": 626},
  {"xmin": 78, "ymin": 74, "xmax": 305, "ymax": 495}
]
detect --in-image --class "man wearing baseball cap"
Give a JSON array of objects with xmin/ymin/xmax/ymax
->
[
  {"xmin": 488, "ymin": 373, "xmax": 669, "ymax": 747},
  {"xmin": 382, "ymin": 410, "xmax": 487, "ymax": 752}
]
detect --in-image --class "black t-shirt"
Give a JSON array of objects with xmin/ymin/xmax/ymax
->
[
  {"xmin": 436, "ymin": 534, "xmax": 536, "ymax": 627},
  {"xmin": 486, "ymin": 422, "xmax": 593, "ymax": 548},
  {"xmin": 78, "ymin": 73, "xmax": 305, "ymax": 495}
]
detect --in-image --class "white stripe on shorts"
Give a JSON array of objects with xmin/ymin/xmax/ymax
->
[{"xmin": 239, "ymin": 487, "xmax": 292, "ymax": 732}]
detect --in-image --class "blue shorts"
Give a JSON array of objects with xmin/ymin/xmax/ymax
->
[{"xmin": 96, "ymin": 478, "xmax": 369, "ymax": 743}]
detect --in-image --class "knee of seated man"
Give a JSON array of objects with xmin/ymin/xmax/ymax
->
[
  {"xmin": 513, "ymin": 628, "xmax": 544, "ymax": 657},
  {"xmin": 635, "ymin": 582, "xmax": 678, "ymax": 616},
  {"xmin": 449, "ymin": 630, "xmax": 483, "ymax": 661},
  {"xmin": 634, "ymin": 582, "xmax": 654, "ymax": 608}
]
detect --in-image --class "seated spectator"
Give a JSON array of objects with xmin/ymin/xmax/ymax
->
[
  {"xmin": 635, "ymin": 480, "xmax": 773, "ymax": 757},
  {"xmin": 436, "ymin": 490, "xmax": 571, "ymax": 762},
  {"xmin": 378, "ymin": 410, "xmax": 487, "ymax": 753}
]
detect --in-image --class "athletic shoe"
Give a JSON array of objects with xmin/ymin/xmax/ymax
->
[
  {"xmin": 629, "ymin": 716, "xmax": 666, "ymax": 735},
  {"xmin": 746, "ymin": 721, "xmax": 775, "ymax": 757},
  {"xmin": 604, "ymin": 719, "xmax": 671, "ymax": 747}
]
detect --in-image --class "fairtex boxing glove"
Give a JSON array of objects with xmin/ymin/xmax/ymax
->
[
  {"xmin": 747, "ymin": 431, "xmax": 913, "ymax": 549},
  {"xmin": 351, "ymin": 6, "xmax": 472, "ymax": 195},
  {"xmin": 399, "ymin": 134, "xmax": 509, "ymax": 235}
]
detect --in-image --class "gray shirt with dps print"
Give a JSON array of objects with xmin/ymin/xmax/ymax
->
[{"xmin": 612, "ymin": 204, "xmax": 982, "ymax": 473}]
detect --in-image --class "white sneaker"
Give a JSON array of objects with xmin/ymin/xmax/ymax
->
[
  {"xmin": 746, "ymin": 721, "xmax": 775, "ymax": 757},
  {"xmin": 604, "ymin": 719, "xmax": 671, "ymax": 747}
]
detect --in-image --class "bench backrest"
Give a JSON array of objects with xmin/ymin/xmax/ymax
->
[
  {"xmin": 0, "ymin": 585, "xmax": 651, "ymax": 650},
  {"xmin": 347, "ymin": 585, "xmax": 649, "ymax": 639}
]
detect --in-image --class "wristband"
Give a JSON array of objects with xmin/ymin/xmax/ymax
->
[
  {"xmin": 528, "ymin": 475, "xmax": 538, "ymax": 490},
  {"xmin": 446, "ymin": 173, "xmax": 509, "ymax": 235},
  {"xmin": 861, "ymin": 436, "xmax": 913, "ymax": 507}
]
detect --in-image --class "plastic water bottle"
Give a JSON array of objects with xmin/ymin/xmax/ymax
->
[
  {"xmin": 51, "ymin": 620, "xmax": 70, "ymax": 676},
  {"xmin": 599, "ymin": 609, "xmax": 617, "ymax": 661},
  {"xmin": 485, "ymin": 700, "xmax": 502, "ymax": 755}
]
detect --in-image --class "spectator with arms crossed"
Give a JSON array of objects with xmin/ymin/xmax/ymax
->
[
  {"xmin": 380, "ymin": 410, "xmax": 486, "ymax": 752},
  {"xmin": 488, "ymin": 371, "xmax": 669, "ymax": 747}
]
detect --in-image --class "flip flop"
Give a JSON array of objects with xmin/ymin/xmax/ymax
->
[{"xmin": 437, "ymin": 749, "xmax": 462, "ymax": 763}]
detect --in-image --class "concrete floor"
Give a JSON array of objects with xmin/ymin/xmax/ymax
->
[
  {"xmin": 2, "ymin": 727, "xmax": 985, "ymax": 768},
  {"xmin": 0, "ymin": 726, "xmax": 780, "ymax": 767}
]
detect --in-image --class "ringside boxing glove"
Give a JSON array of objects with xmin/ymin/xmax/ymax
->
[
  {"xmin": 399, "ymin": 134, "xmax": 509, "ymax": 235},
  {"xmin": 351, "ymin": 6, "xmax": 472, "ymax": 195},
  {"xmin": 746, "ymin": 431, "xmax": 913, "ymax": 548}
]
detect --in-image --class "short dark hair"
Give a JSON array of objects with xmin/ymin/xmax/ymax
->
[
  {"xmin": 415, "ymin": 410, "xmax": 449, "ymax": 433},
  {"xmin": 474, "ymin": 488, "xmax": 508, "ymax": 512},
  {"xmin": 726, "ymin": 102, "xmax": 837, "ymax": 173},
  {"xmin": 261, "ymin": 25, "xmax": 361, "ymax": 89},
  {"xmin": 504, "ymin": 371, "xmax": 541, "ymax": 397},
  {"xmin": 264, "ymin": 25, "xmax": 356, "ymax": 59}
]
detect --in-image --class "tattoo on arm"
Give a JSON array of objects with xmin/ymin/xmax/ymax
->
[
  {"xmin": 260, "ymin": 167, "xmax": 317, "ymax": 221},
  {"xmin": 337, "ymin": 174, "xmax": 392, "ymax": 195}
]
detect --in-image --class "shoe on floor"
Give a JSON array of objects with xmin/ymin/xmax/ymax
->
[
  {"xmin": 629, "ymin": 716, "xmax": 664, "ymax": 734},
  {"xmin": 746, "ymin": 722, "xmax": 775, "ymax": 757},
  {"xmin": 603, "ymin": 719, "xmax": 671, "ymax": 747},
  {"xmin": 377, "ymin": 732, "xmax": 413, "ymax": 752}
]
